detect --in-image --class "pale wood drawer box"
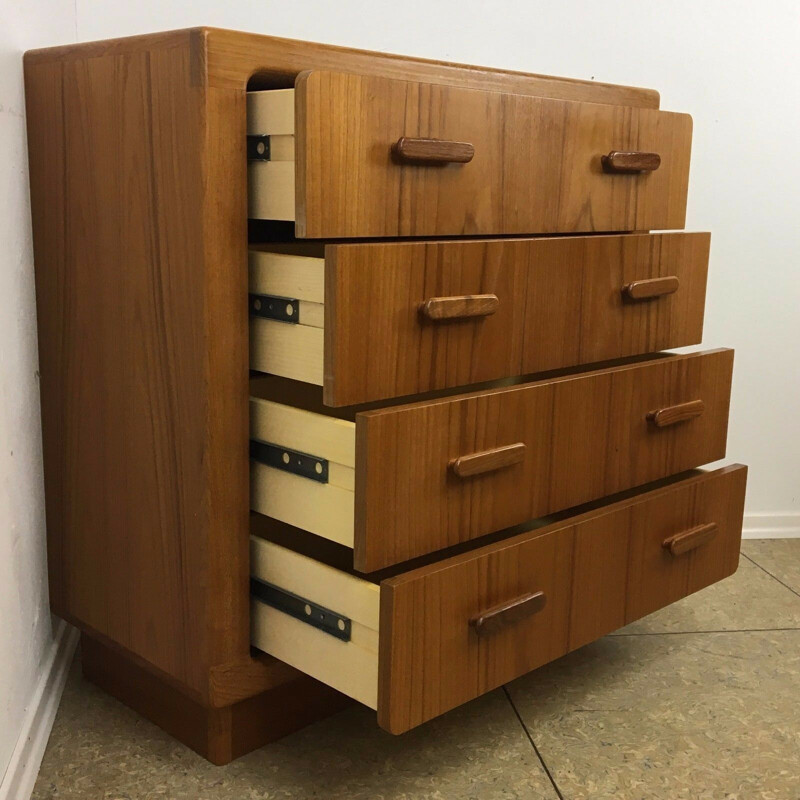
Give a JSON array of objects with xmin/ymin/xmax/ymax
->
[
  {"xmin": 247, "ymin": 74, "xmax": 693, "ymax": 238},
  {"xmin": 251, "ymin": 464, "xmax": 747, "ymax": 734},
  {"xmin": 249, "ymin": 232, "xmax": 711, "ymax": 406},
  {"xmin": 250, "ymin": 349, "xmax": 733, "ymax": 572}
]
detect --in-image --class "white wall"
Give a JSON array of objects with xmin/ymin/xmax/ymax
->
[
  {"xmin": 0, "ymin": 0, "xmax": 77, "ymax": 787},
  {"xmin": 1, "ymin": 1, "xmax": 798, "ymax": 783}
]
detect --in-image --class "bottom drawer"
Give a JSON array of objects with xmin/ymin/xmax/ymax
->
[{"xmin": 251, "ymin": 464, "xmax": 746, "ymax": 734}]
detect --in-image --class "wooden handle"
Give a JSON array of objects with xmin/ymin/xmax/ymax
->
[
  {"xmin": 450, "ymin": 442, "xmax": 525, "ymax": 478},
  {"xmin": 622, "ymin": 276, "xmax": 680, "ymax": 302},
  {"xmin": 647, "ymin": 399, "xmax": 705, "ymax": 428},
  {"xmin": 663, "ymin": 523, "xmax": 719, "ymax": 556},
  {"xmin": 470, "ymin": 591, "xmax": 547, "ymax": 635},
  {"xmin": 420, "ymin": 294, "xmax": 499, "ymax": 321},
  {"xmin": 393, "ymin": 137, "xmax": 475, "ymax": 164},
  {"xmin": 602, "ymin": 151, "xmax": 661, "ymax": 173}
]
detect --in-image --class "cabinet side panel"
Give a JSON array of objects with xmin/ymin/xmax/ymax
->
[
  {"xmin": 203, "ymin": 84, "xmax": 251, "ymax": 669},
  {"xmin": 25, "ymin": 38, "xmax": 214, "ymax": 694}
]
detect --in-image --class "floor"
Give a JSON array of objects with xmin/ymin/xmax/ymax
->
[{"xmin": 33, "ymin": 539, "xmax": 800, "ymax": 800}]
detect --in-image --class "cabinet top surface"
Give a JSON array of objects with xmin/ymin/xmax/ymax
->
[{"xmin": 24, "ymin": 26, "xmax": 660, "ymax": 108}]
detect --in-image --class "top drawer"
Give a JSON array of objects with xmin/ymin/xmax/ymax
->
[{"xmin": 248, "ymin": 71, "xmax": 693, "ymax": 238}]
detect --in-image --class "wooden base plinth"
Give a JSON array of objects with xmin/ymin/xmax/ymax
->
[{"xmin": 80, "ymin": 634, "xmax": 350, "ymax": 765}]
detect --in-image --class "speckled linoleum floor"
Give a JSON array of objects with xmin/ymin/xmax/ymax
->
[{"xmin": 33, "ymin": 539, "xmax": 800, "ymax": 800}]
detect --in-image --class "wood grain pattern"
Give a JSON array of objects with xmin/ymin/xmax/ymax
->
[
  {"xmin": 647, "ymin": 399, "xmax": 706, "ymax": 427},
  {"xmin": 450, "ymin": 442, "xmax": 526, "ymax": 478},
  {"xmin": 82, "ymin": 633, "xmax": 350, "ymax": 765},
  {"xmin": 378, "ymin": 464, "xmax": 747, "ymax": 733},
  {"xmin": 250, "ymin": 537, "xmax": 380, "ymax": 708},
  {"xmin": 469, "ymin": 591, "xmax": 547, "ymax": 635},
  {"xmin": 572, "ymin": 462, "xmax": 745, "ymax": 641},
  {"xmin": 23, "ymin": 24, "xmax": 725, "ymax": 756},
  {"xmin": 662, "ymin": 522, "xmax": 719, "ymax": 556},
  {"xmin": 23, "ymin": 29, "xmax": 271, "ymax": 722},
  {"xmin": 208, "ymin": 653, "xmax": 300, "ymax": 708},
  {"xmin": 623, "ymin": 275, "xmax": 680, "ymax": 301},
  {"xmin": 295, "ymin": 71, "xmax": 691, "ymax": 238},
  {"xmin": 355, "ymin": 350, "xmax": 733, "ymax": 571},
  {"xmin": 377, "ymin": 514, "xmax": 574, "ymax": 733},
  {"xmin": 23, "ymin": 25, "xmax": 662, "ymax": 719},
  {"xmin": 602, "ymin": 150, "xmax": 661, "ymax": 173},
  {"xmin": 199, "ymin": 28, "xmax": 660, "ymax": 105},
  {"xmin": 25, "ymin": 29, "xmax": 659, "ymax": 107},
  {"xmin": 25, "ymin": 36, "xmax": 217, "ymax": 698},
  {"xmin": 22, "ymin": 27, "xmax": 661, "ymax": 724},
  {"xmin": 324, "ymin": 232, "xmax": 710, "ymax": 405},
  {"xmin": 420, "ymin": 294, "xmax": 499, "ymax": 321},
  {"xmin": 393, "ymin": 137, "xmax": 475, "ymax": 163}
]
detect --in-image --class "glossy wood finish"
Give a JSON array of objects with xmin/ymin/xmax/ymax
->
[
  {"xmin": 356, "ymin": 349, "xmax": 733, "ymax": 570},
  {"xmin": 24, "ymin": 28, "xmax": 654, "ymax": 715},
  {"xmin": 663, "ymin": 522, "xmax": 719, "ymax": 556},
  {"xmin": 602, "ymin": 150, "xmax": 661, "ymax": 173},
  {"xmin": 393, "ymin": 136, "xmax": 475, "ymax": 163},
  {"xmin": 25, "ymin": 27, "xmax": 659, "ymax": 108},
  {"xmin": 24, "ymin": 35, "xmax": 243, "ymax": 704},
  {"xmin": 24, "ymin": 25, "xmax": 734, "ymax": 758},
  {"xmin": 295, "ymin": 70, "xmax": 691, "ymax": 238},
  {"xmin": 623, "ymin": 275, "xmax": 680, "ymax": 301},
  {"xmin": 647, "ymin": 399, "xmax": 706, "ymax": 427},
  {"xmin": 195, "ymin": 28, "xmax": 660, "ymax": 104},
  {"xmin": 469, "ymin": 591, "xmax": 547, "ymax": 635},
  {"xmin": 324, "ymin": 232, "xmax": 710, "ymax": 405},
  {"xmin": 450, "ymin": 442, "xmax": 527, "ymax": 478},
  {"xmin": 21, "ymin": 29, "xmax": 652, "ymax": 761},
  {"xmin": 420, "ymin": 294, "xmax": 499, "ymax": 321},
  {"xmin": 378, "ymin": 464, "xmax": 746, "ymax": 733}
]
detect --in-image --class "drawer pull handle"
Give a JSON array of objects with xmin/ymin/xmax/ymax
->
[
  {"xmin": 663, "ymin": 523, "xmax": 719, "ymax": 556},
  {"xmin": 622, "ymin": 276, "xmax": 680, "ymax": 301},
  {"xmin": 470, "ymin": 591, "xmax": 547, "ymax": 635},
  {"xmin": 450, "ymin": 442, "xmax": 526, "ymax": 478},
  {"xmin": 421, "ymin": 294, "xmax": 499, "ymax": 321},
  {"xmin": 647, "ymin": 399, "xmax": 705, "ymax": 428},
  {"xmin": 602, "ymin": 151, "xmax": 661, "ymax": 173},
  {"xmin": 393, "ymin": 137, "xmax": 475, "ymax": 164}
]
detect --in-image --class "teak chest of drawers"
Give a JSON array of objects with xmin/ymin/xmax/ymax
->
[{"xmin": 25, "ymin": 27, "xmax": 746, "ymax": 765}]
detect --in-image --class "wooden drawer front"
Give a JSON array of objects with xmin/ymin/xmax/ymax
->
[
  {"xmin": 250, "ymin": 232, "xmax": 710, "ymax": 406},
  {"xmin": 251, "ymin": 465, "xmax": 747, "ymax": 735},
  {"xmin": 251, "ymin": 349, "xmax": 732, "ymax": 571},
  {"xmin": 248, "ymin": 73, "xmax": 692, "ymax": 238},
  {"xmin": 358, "ymin": 349, "xmax": 732, "ymax": 570},
  {"xmin": 568, "ymin": 465, "xmax": 746, "ymax": 651},
  {"xmin": 380, "ymin": 465, "xmax": 746, "ymax": 732}
]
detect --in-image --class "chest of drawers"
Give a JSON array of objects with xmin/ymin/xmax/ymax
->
[{"xmin": 24, "ymin": 27, "xmax": 746, "ymax": 765}]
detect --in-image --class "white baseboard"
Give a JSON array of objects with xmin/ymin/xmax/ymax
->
[
  {"xmin": 742, "ymin": 513, "xmax": 800, "ymax": 539},
  {"xmin": 0, "ymin": 620, "xmax": 79, "ymax": 800}
]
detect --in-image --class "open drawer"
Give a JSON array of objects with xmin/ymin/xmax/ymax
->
[
  {"xmin": 249, "ymin": 232, "xmax": 710, "ymax": 406},
  {"xmin": 247, "ymin": 72, "xmax": 692, "ymax": 238},
  {"xmin": 251, "ymin": 349, "xmax": 733, "ymax": 571},
  {"xmin": 251, "ymin": 464, "xmax": 747, "ymax": 734}
]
